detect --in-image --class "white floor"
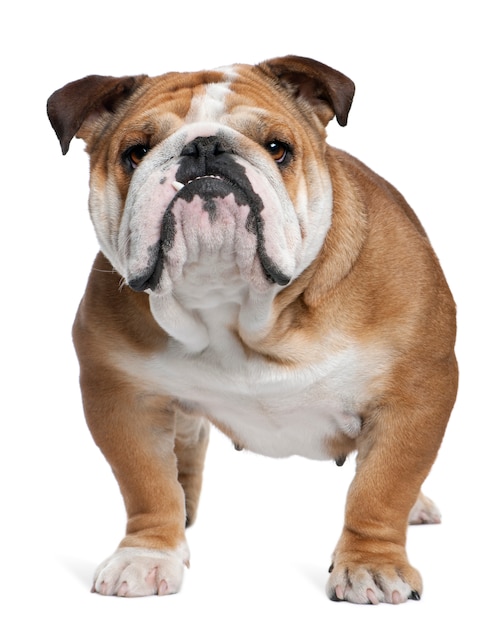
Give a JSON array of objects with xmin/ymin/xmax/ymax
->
[{"xmin": 5, "ymin": 418, "xmax": 490, "ymax": 624}]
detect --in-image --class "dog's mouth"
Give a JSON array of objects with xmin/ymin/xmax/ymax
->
[
  {"xmin": 171, "ymin": 174, "xmax": 225, "ymax": 193},
  {"xmin": 127, "ymin": 147, "xmax": 294, "ymax": 294}
]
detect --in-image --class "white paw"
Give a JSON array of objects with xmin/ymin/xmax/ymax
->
[
  {"xmin": 326, "ymin": 563, "xmax": 421, "ymax": 604},
  {"xmin": 408, "ymin": 492, "xmax": 441, "ymax": 525},
  {"xmin": 92, "ymin": 544, "xmax": 190, "ymax": 597}
]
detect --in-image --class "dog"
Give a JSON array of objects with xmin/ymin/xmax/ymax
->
[{"xmin": 47, "ymin": 55, "xmax": 458, "ymax": 604}]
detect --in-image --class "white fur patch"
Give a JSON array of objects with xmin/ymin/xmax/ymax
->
[
  {"xmin": 326, "ymin": 562, "xmax": 414, "ymax": 604},
  {"xmin": 92, "ymin": 544, "xmax": 189, "ymax": 597},
  {"xmin": 114, "ymin": 323, "xmax": 387, "ymax": 459},
  {"xmin": 186, "ymin": 80, "xmax": 233, "ymax": 123},
  {"xmin": 408, "ymin": 492, "xmax": 441, "ymax": 524}
]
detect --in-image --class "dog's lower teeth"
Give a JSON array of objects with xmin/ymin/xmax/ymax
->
[{"xmin": 172, "ymin": 180, "xmax": 184, "ymax": 191}]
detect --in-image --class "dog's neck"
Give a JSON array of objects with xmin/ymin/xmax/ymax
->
[{"xmin": 149, "ymin": 266, "xmax": 281, "ymax": 354}]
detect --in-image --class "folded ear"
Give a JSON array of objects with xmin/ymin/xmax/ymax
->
[
  {"xmin": 258, "ymin": 55, "xmax": 355, "ymax": 127},
  {"xmin": 47, "ymin": 74, "xmax": 147, "ymax": 154}
]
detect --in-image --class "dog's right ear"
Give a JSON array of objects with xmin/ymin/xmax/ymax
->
[{"xmin": 47, "ymin": 74, "xmax": 147, "ymax": 155}]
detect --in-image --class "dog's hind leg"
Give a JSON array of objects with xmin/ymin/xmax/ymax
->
[
  {"xmin": 408, "ymin": 491, "xmax": 441, "ymax": 525},
  {"xmin": 174, "ymin": 412, "xmax": 210, "ymax": 527}
]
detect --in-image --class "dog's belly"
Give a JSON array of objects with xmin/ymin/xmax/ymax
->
[
  {"xmin": 116, "ymin": 331, "xmax": 382, "ymax": 460},
  {"xmin": 184, "ymin": 381, "xmax": 362, "ymax": 460}
]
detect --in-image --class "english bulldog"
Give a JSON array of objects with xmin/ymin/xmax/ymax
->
[{"xmin": 47, "ymin": 55, "xmax": 458, "ymax": 604}]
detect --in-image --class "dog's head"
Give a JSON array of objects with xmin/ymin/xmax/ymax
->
[{"xmin": 48, "ymin": 56, "xmax": 354, "ymax": 347}]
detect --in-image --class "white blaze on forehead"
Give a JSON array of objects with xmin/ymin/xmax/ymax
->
[{"xmin": 185, "ymin": 72, "xmax": 235, "ymax": 124}]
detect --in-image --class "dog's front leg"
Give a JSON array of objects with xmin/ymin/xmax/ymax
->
[
  {"xmin": 326, "ymin": 393, "xmax": 452, "ymax": 604},
  {"xmin": 80, "ymin": 364, "xmax": 191, "ymax": 597}
]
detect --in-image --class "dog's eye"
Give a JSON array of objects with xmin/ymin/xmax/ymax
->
[
  {"xmin": 266, "ymin": 140, "xmax": 289, "ymax": 165},
  {"xmin": 123, "ymin": 145, "xmax": 149, "ymax": 169}
]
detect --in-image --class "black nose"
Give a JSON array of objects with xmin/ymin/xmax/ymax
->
[
  {"xmin": 180, "ymin": 136, "xmax": 226, "ymax": 159},
  {"xmin": 177, "ymin": 135, "xmax": 233, "ymax": 184}
]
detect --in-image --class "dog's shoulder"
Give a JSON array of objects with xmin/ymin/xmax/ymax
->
[{"xmin": 326, "ymin": 146, "xmax": 428, "ymax": 238}]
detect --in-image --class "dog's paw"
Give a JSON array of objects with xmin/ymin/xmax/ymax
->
[
  {"xmin": 326, "ymin": 559, "xmax": 422, "ymax": 604},
  {"xmin": 92, "ymin": 544, "xmax": 190, "ymax": 597},
  {"xmin": 408, "ymin": 492, "xmax": 441, "ymax": 525}
]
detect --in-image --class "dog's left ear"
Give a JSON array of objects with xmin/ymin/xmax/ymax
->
[
  {"xmin": 47, "ymin": 74, "xmax": 147, "ymax": 154},
  {"xmin": 258, "ymin": 55, "xmax": 355, "ymax": 127}
]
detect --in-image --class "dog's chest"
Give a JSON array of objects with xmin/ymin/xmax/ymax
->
[{"xmin": 123, "ymin": 305, "xmax": 380, "ymax": 460}]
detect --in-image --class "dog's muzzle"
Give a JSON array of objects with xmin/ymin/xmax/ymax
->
[{"xmin": 127, "ymin": 135, "xmax": 293, "ymax": 293}]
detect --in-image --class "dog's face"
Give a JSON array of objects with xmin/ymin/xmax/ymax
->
[{"xmin": 48, "ymin": 58, "xmax": 354, "ymax": 319}]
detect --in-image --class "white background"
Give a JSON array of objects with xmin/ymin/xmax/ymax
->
[{"xmin": 2, "ymin": 1, "xmax": 496, "ymax": 623}]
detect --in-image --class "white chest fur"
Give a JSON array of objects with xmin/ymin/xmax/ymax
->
[{"xmin": 115, "ymin": 299, "xmax": 383, "ymax": 460}]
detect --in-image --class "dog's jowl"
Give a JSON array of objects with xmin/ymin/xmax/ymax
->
[{"xmin": 47, "ymin": 56, "xmax": 458, "ymax": 604}]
